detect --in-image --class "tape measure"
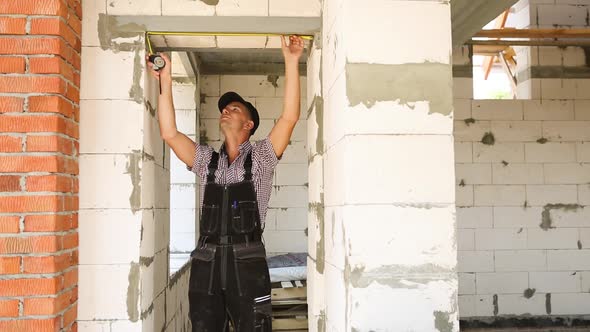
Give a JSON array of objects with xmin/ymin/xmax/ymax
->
[{"xmin": 148, "ymin": 54, "xmax": 166, "ymax": 71}]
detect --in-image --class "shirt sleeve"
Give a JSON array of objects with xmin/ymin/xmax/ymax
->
[
  {"xmin": 186, "ymin": 143, "xmax": 214, "ymax": 175},
  {"xmin": 252, "ymin": 137, "xmax": 280, "ymax": 172}
]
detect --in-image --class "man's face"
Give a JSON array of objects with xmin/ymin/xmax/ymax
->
[{"xmin": 220, "ymin": 101, "xmax": 252, "ymax": 134}]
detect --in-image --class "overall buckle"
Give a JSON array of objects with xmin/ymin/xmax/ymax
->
[{"xmin": 219, "ymin": 235, "xmax": 232, "ymax": 245}]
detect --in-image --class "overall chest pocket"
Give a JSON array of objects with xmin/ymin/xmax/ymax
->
[
  {"xmin": 231, "ymin": 200, "xmax": 258, "ymax": 234},
  {"xmin": 199, "ymin": 204, "xmax": 219, "ymax": 235}
]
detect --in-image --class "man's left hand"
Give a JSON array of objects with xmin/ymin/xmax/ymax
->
[{"xmin": 281, "ymin": 35, "xmax": 305, "ymax": 63}]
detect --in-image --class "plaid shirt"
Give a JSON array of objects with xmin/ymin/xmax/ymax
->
[{"xmin": 187, "ymin": 137, "xmax": 279, "ymax": 225}]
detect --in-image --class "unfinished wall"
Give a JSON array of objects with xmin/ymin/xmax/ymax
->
[
  {"xmin": 199, "ymin": 74, "xmax": 308, "ymax": 255},
  {"xmin": 454, "ymin": 65, "xmax": 590, "ymax": 324},
  {"xmin": 79, "ymin": 1, "xmax": 195, "ymax": 331},
  {"xmin": 169, "ymin": 57, "xmax": 199, "ymax": 273},
  {"xmin": 308, "ymin": 0, "xmax": 458, "ymax": 331},
  {"xmin": 453, "ymin": 0, "xmax": 590, "ymax": 324}
]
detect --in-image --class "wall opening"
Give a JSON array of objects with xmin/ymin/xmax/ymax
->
[{"xmin": 148, "ymin": 32, "xmax": 313, "ymax": 330}]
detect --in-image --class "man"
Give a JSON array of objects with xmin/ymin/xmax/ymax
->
[{"xmin": 147, "ymin": 35, "xmax": 305, "ymax": 331}]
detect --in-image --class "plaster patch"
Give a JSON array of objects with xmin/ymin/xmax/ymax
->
[
  {"xmin": 345, "ymin": 62, "xmax": 452, "ymax": 116},
  {"xmin": 310, "ymin": 193, "xmax": 325, "ymax": 274},
  {"xmin": 493, "ymin": 294, "xmax": 499, "ymax": 316},
  {"xmin": 307, "ymin": 95, "xmax": 324, "ymax": 156},
  {"xmin": 129, "ymin": 48, "xmax": 144, "ymax": 104},
  {"xmin": 97, "ymin": 14, "xmax": 145, "ymax": 52},
  {"xmin": 434, "ymin": 310, "xmax": 453, "ymax": 332},
  {"xmin": 348, "ymin": 264, "xmax": 455, "ymax": 289},
  {"xmin": 541, "ymin": 204, "xmax": 581, "ymax": 231},
  {"xmin": 127, "ymin": 262, "xmax": 140, "ymax": 322},
  {"xmin": 139, "ymin": 255, "xmax": 154, "ymax": 267},
  {"xmin": 125, "ymin": 151, "xmax": 142, "ymax": 213},
  {"xmin": 200, "ymin": 0, "xmax": 220, "ymax": 5},
  {"xmin": 317, "ymin": 310, "xmax": 326, "ymax": 332},
  {"xmin": 481, "ymin": 132, "xmax": 495, "ymax": 145},
  {"xmin": 267, "ymin": 75, "xmax": 279, "ymax": 88}
]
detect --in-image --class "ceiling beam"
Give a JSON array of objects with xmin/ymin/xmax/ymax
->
[{"xmin": 474, "ymin": 28, "xmax": 590, "ymax": 39}]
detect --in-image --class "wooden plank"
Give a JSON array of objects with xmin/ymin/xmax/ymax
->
[
  {"xmin": 272, "ymin": 318, "xmax": 308, "ymax": 330},
  {"xmin": 474, "ymin": 28, "xmax": 590, "ymax": 39},
  {"xmin": 483, "ymin": 10, "xmax": 509, "ymax": 80},
  {"xmin": 272, "ymin": 300, "xmax": 307, "ymax": 306},
  {"xmin": 272, "ymin": 310, "xmax": 308, "ymax": 317},
  {"xmin": 473, "ymin": 45, "xmax": 509, "ymax": 56},
  {"xmin": 468, "ymin": 40, "xmax": 590, "ymax": 47},
  {"xmin": 272, "ymin": 287, "xmax": 307, "ymax": 300},
  {"xmin": 498, "ymin": 51, "xmax": 517, "ymax": 99}
]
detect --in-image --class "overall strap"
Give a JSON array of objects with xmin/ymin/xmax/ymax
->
[
  {"xmin": 206, "ymin": 151, "xmax": 219, "ymax": 184},
  {"xmin": 243, "ymin": 152, "xmax": 253, "ymax": 181}
]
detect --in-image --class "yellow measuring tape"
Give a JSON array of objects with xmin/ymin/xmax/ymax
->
[{"xmin": 146, "ymin": 31, "xmax": 314, "ymax": 54}]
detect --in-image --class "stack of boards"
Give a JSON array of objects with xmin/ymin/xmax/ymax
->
[{"xmin": 271, "ymin": 280, "xmax": 308, "ymax": 331}]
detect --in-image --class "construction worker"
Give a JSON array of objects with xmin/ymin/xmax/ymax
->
[{"xmin": 147, "ymin": 35, "xmax": 305, "ymax": 331}]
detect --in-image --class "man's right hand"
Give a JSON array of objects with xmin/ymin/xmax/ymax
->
[
  {"xmin": 146, "ymin": 52, "xmax": 197, "ymax": 170},
  {"xmin": 146, "ymin": 52, "xmax": 172, "ymax": 81}
]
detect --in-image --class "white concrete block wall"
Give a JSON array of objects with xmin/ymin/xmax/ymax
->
[
  {"xmin": 108, "ymin": 0, "xmax": 319, "ymax": 17},
  {"xmin": 513, "ymin": 0, "xmax": 590, "ymax": 100},
  {"xmin": 200, "ymin": 74, "xmax": 308, "ymax": 254},
  {"xmin": 80, "ymin": 4, "xmax": 161, "ymax": 329},
  {"xmin": 455, "ymin": 96, "xmax": 590, "ymax": 319},
  {"xmin": 169, "ymin": 76, "xmax": 199, "ymax": 258},
  {"xmin": 81, "ymin": 3, "xmax": 194, "ymax": 330}
]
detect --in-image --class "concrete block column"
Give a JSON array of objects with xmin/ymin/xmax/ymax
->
[
  {"xmin": 308, "ymin": 1, "xmax": 459, "ymax": 331},
  {"xmin": 78, "ymin": 2, "xmax": 176, "ymax": 330}
]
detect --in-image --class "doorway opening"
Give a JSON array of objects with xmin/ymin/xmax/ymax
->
[{"xmin": 147, "ymin": 32, "xmax": 313, "ymax": 331}]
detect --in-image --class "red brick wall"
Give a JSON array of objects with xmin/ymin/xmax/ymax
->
[{"xmin": 0, "ymin": 1, "xmax": 81, "ymax": 331}]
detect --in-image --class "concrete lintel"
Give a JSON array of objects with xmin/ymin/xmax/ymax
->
[
  {"xmin": 451, "ymin": 0, "xmax": 519, "ymax": 48},
  {"xmin": 109, "ymin": 15, "xmax": 321, "ymax": 35}
]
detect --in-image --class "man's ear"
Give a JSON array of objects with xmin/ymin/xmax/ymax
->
[{"xmin": 244, "ymin": 120, "xmax": 254, "ymax": 131}]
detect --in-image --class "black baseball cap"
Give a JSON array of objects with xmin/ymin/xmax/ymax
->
[{"xmin": 218, "ymin": 91, "xmax": 260, "ymax": 136}]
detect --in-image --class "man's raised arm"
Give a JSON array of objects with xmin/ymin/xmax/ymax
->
[
  {"xmin": 146, "ymin": 53, "xmax": 197, "ymax": 168},
  {"xmin": 269, "ymin": 35, "xmax": 305, "ymax": 157}
]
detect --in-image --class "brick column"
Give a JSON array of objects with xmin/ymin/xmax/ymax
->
[
  {"xmin": 0, "ymin": 1, "xmax": 81, "ymax": 331},
  {"xmin": 308, "ymin": 0, "xmax": 459, "ymax": 331}
]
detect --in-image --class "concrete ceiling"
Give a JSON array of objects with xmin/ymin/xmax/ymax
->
[
  {"xmin": 451, "ymin": 0, "xmax": 520, "ymax": 48},
  {"xmin": 149, "ymin": 35, "xmax": 308, "ymax": 75},
  {"xmin": 195, "ymin": 48, "xmax": 307, "ymax": 76}
]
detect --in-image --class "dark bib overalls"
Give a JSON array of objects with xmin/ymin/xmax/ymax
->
[{"xmin": 188, "ymin": 151, "xmax": 272, "ymax": 331}]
